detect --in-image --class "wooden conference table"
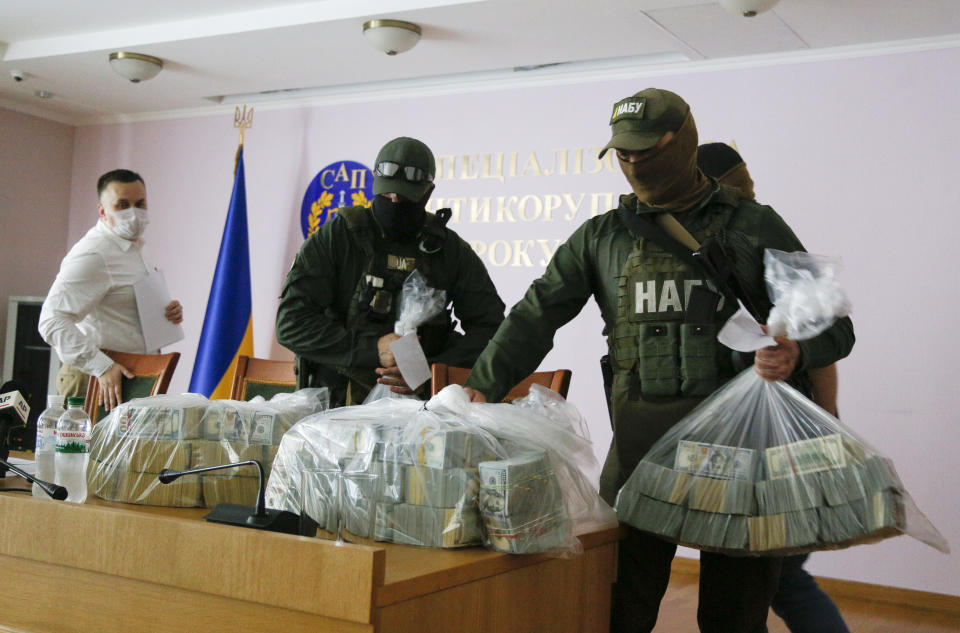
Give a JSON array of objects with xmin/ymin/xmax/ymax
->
[{"xmin": 0, "ymin": 457, "xmax": 620, "ymax": 633}]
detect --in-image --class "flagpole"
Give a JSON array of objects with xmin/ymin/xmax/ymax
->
[
  {"xmin": 187, "ymin": 105, "xmax": 255, "ymax": 399},
  {"xmin": 234, "ymin": 104, "xmax": 254, "ymax": 173}
]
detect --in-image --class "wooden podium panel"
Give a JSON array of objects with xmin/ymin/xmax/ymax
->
[{"xmin": 0, "ymin": 478, "xmax": 620, "ymax": 633}]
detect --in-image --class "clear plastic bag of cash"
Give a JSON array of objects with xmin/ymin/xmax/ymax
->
[
  {"xmin": 266, "ymin": 385, "xmax": 615, "ymax": 556},
  {"xmin": 266, "ymin": 396, "xmax": 494, "ymax": 547},
  {"xmin": 430, "ymin": 384, "xmax": 618, "ymax": 557},
  {"xmin": 616, "ymin": 249, "xmax": 949, "ymax": 556},
  {"xmin": 363, "ymin": 270, "xmax": 447, "ymax": 404},
  {"xmin": 87, "ymin": 388, "xmax": 329, "ymax": 508}
]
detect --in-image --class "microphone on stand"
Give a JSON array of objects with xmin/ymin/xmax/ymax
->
[
  {"xmin": 158, "ymin": 460, "xmax": 299, "ymax": 534},
  {"xmin": 0, "ymin": 387, "xmax": 31, "ymax": 477},
  {"xmin": 0, "ymin": 457, "xmax": 68, "ymax": 500}
]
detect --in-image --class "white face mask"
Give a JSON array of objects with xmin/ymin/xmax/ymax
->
[{"xmin": 108, "ymin": 207, "xmax": 149, "ymax": 239}]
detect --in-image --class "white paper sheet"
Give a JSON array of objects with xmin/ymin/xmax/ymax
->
[
  {"xmin": 2, "ymin": 456, "xmax": 35, "ymax": 478},
  {"xmin": 133, "ymin": 267, "xmax": 184, "ymax": 351},
  {"xmin": 718, "ymin": 299, "xmax": 777, "ymax": 352},
  {"xmin": 390, "ymin": 332, "xmax": 431, "ymax": 390}
]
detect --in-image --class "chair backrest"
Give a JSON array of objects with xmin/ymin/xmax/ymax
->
[
  {"xmin": 229, "ymin": 355, "xmax": 296, "ymax": 401},
  {"xmin": 430, "ymin": 363, "xmax": 572, "ymax": 402},
  {"xmin": 84, "ymin": 350, "xmax": 180, "ymax": 423}
]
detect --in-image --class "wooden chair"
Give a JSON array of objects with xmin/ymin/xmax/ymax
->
[
  {"xmin": 84, "ymin": 350, "xmax": 180, "ymax": 423},
  {"xmin": 430, "ymin": 363, "xmax": 572, "ymax": 401},
  {"xmin": 229, "ymin": 355, "xmax": 296, "ymax": 401}
]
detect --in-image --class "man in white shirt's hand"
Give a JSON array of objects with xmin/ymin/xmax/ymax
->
[{"xmin": 39, "ymin": 169, "xmax": 184, "ymax": 411}]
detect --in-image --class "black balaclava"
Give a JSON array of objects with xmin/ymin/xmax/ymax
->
[
  {"xmin": 371, "ymin": 193, "xmax": 428, "ymax": 242},
  {"xmin": 618, "ymin": 111, "xmax": 712, "ymax": 212}
]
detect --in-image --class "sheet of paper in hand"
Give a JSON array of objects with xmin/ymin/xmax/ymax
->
[{"xmin": 390, "ymin": 332, "xmax": 431, "ymax": 390}]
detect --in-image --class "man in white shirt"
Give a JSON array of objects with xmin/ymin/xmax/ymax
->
[{"xmin": 39, "ymin": 169, "xmax": 183, "ymax": 411}]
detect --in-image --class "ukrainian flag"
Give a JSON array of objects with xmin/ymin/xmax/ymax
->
[{"xmin": 188, "ymin": 146, "xmax": 254, "ymax": 399}]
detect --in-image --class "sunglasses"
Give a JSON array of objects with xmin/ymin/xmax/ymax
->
[{"xmin": 374, "ymin": 161, "xmax": 434, "ymax": 184}]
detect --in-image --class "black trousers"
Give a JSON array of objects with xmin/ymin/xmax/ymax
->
[
  {"xmin": 768, "ymin": 554, "xmax": 849, "ymax": 633},
  {"xmin": 611, "ymin": 526, "xmax": 782, "ymax": 633}
]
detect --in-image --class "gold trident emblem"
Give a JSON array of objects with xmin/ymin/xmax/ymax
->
[{"xmin": 234, "ymin": 104, "xmax": 254, "ymax": 146}]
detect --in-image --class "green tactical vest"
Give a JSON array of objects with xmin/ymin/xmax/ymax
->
[
  {"xmin": 608, "ymin": 196, "xmax": 740, "ymax": 398},
  {"xmin": 333, "ymin": 206, "xmax": 454, "ymax": 400}
]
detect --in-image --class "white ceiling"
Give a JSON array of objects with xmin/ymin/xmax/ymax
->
[{"xmin": 1, "ymin": 0, "xmax": 959, "ymax": 125}]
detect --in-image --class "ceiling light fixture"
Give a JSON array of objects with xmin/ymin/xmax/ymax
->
[
  {"xmin": 718, "ymin": 0, "xmax": 780, "ymax": 17},
  {"xmin": 362, "ymin": 19, "xmax": 421, "ymax": 55},
  {"xmin": 109, "ymin": 51, "xmax": 163, "ymax": 83}
]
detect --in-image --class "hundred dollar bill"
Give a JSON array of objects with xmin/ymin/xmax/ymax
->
[
  {"xmin": 788, "ymin": 435, "xmax": 846, "ymax": 475},
  {"xmin": 478, "ymin": 451, "xmax": 570, "ymax": 553},
  {"xmin": 408, "ymin": 427, "xmax": 473, "ymax": 470},
  {"xmin": 483, "ymin": 512, "xmax": 568, "ymax": 554},
  {"xmin": 724, "ymin": 515, "xmax": 749, "ymax": 550},
  {"xmin": 192, "ymin": 440, "xmax": 266, "ymax": 477},
  {"xmin": 117, "ymin": 404, "xmax": 205, "ymax": 441},
  {"xmin": 818, "ymin": 500, "xmax": 868, "ymax": 543},
  {"xmin": 372, "ymin": 460, "xmax": 405, "ymax": 503},
  {"xmin": 675, "ymin": 440, "xmax": 754, "ymax": 480},
  {"xmin": 202, "ymin": 475, "xmax": 259, "ymax": 507},
  {"xmin": 867, "ymin": 490, "xmax": 904, "ymax": 532},
  {"xmin": 819, "ymin": 464, "xmax": 867, "ymax": 506},
  {"xmin": 125, "ymin": 439, "xmax": 192, "ymax": 473},
  {"xmin": 764, "ymin": 445, "xmax": 794, "ymax": 479},
  {"xmin": 391, "ymin": 504, "xmax": 482, "ymax": 548},
  {"xmin": 405, "ymin": 466, "xmax": 478, "ymax": 507},
  {"xmin": 374, "ymin": 502, "xmax": 395, "ymax": 541},
  {"xmin": 617, "ymin": 494, "xmax": 686, "ymax": 539},
  {"xmin": 783, "ymin": 508, "xmax": 819, "ymax": 548},
  {"xmin": 766, "ymin": 434, "xmax": 848, "ymax": 479},
  {"xmin": 680, "ymin": 509, "xmax": 729, "ymax": 549},
  {"xmin": 747, "ymin": 514, "xmax": 786, "ymax": 552},
  {"xmin": 688, "ymin": 476, "xmax": 756, "ymax": 515},
  {"xmin": 116, "ymin": 469, "xmax": 202, "ymax": 507},
  {"xmin": 756, "ymin": 472, "xmax": 822, "ymax": 514},
  {"xmin": 478, "ymin": 451, "xmax": 559, "ymax": 516}
]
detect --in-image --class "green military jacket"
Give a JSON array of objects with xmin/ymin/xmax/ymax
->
[
  {"xmin": 466, "ymin": 186, "xmax": 855, "ymax": 496},
  {"xmin": 276, "ymin": 206, "xmax": 505, "ymax": 406}
]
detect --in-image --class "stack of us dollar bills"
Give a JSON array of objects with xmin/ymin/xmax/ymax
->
[
  {"xmin": 617, "ymin": 433, "xmax": 906, "ymax": 554},
  {"xmin": 87, "ymin": 395, "xmax": 209, "ymax": 507},
  {"xmin": 477, "ymin": 450, "xmax": 571, "ymax": 553},
  {"xmin": 87, "ymin": 394, "xmax": 321, "ymax": 508},
  {"xmin": 278, "ymin": 421, "xmax": 487, "ymax": 548}
]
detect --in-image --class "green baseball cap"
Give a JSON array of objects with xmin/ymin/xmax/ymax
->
[
  {"xmin": 372, "ymin": 137, "xmax": 436, "ymax": 202},
  {"xmin": 598, "ymin": 88, "xmax": 689, "ymax": 158}
]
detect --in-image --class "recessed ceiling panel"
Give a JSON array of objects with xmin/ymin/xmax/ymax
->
[{"xmin": 648, "ymin": 3, "xmax": 807, "ymax": 59}]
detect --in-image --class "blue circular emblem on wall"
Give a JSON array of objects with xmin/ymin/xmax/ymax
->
[{"xmin": 300, "ymin": 160, "xmax": 374, "ymax": 238}]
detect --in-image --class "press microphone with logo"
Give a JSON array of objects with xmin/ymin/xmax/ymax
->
[
  {"xmin": 0, "ymin": 388, "xmax": 31, "ymax": 476},
  {"xmin": 158, "ymin": 460, "xmax": 299, "ymax": 534}
]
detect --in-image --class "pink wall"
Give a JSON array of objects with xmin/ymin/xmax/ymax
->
[
  {"xmin": 62, "ymin": 46, "xmax": 960, "ymax": 594},
  {"xmin": 0, "ymin": 107, "xmax": 74, "ymax": 373}
]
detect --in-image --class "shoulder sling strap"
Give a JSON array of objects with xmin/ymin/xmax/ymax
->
[{"xmin": 616, "ymin": 207, "xmax": 761, "ymax": 319}]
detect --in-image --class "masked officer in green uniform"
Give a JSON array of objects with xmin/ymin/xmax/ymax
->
[
  {"xmin": 276, "ymin": 136, "xmax": 505, "ymax": 407},
  {"xmin": 463, "ymin": 89, "xmax": 854, "ymax": 633}
]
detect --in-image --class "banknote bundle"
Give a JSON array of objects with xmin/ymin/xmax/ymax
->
[
  {"xmin": 616, "ymin": 367, "xmax": 949, "ymax": 556},
  {"xmin": 478, "ymin": 451, "xmax": 571, "ymax": 553},
  {"xmin": 270, "ymin": 400, "xmax": 488, "ymax": 548},
  {"xmin": 267, "ymin": 386, "xmax": 616, "ymax": 555},
  {"xmin": 87, "ymin": 390, "xmax": 328, "ymax": 508}
]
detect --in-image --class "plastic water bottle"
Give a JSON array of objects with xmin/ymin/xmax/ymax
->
[
  {"xmin": 32, "ymin": 395, "xmax": 65, "ymax": 498},
  {"xmin": 55, "ymin": 396, "xmax": 91, "ymax": 503}
]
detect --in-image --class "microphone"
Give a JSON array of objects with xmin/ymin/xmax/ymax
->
[
  {"xmin": 0, "ymin": 457, "xmax": 68, "ymax": 500},
  {"xmin": 158, "ymin": 460, "xmax": 299, "ymax": 534},
  {"xmin": 0, "ymin": 389, "xmax": 30, "ymax": 476}
]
